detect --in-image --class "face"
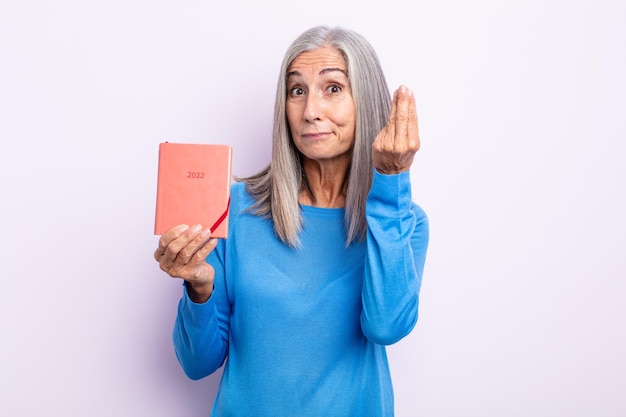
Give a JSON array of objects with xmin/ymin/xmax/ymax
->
[{"xmin": 285, "ymin": 47, "xmax": 356, "ymax": 167}]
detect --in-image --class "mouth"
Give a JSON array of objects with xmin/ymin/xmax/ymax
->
[{"xmin": 301, "ymin": 132, "xmax": 331, "ymax": 140}]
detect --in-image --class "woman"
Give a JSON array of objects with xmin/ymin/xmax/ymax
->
[{"xmin": 154, "ymin": 26, "xmax": 429, "ymax": 416}]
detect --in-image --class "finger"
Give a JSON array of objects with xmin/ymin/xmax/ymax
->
[
  {"xmin": 167, "ymin": 236, "xmax": 217, "ymax": 282},
  {"xmin": 393, "ymin": 85, "xmax": 411, "ymax": 147},
  {"xmin": 407, "ymin": 88, "xmax": 420, "ymax": 150},
  {"xmin": 387, "ymin": 88, "xmax": 399, "ymax": 128},
  {"xmin": 160, "ymin": 224, "xmax": 203, "ymax": 268},
  {"xmin": 192, "ymin": 237, "xmax": 219, "ymax": 264},
  {"xmin": 376, "ymin": 87, "xmax": 399, "ymax": 150},
  {"xmin": 154, "ymin": 224, "xmax": 190, "ymax": 261},
  {"xmin": 175, "ymin": 227, "xmax": 213, "ymax": 265}
]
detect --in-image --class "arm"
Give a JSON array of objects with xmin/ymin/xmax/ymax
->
[
  {"xmin": 154, "ymin": 224, "xmax": 230, "ymax": 379},
  {"xmin": 172, "ymin": 240, "xmax": 230, "ymax": 379},
  {"xmin": 360, "ymin": 85, "xmax": 429, "ymax": 345},
  {"xmin": 360, "ymin": 170, "xmax": 429, "ymax": 345},
  {"xmin": 173, "ymin": 240, "xmax": 230, "ymax": 379}
]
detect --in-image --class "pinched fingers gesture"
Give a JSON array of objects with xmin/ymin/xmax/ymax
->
[
  {"xmin": 372, "ymin": 85, "xmax": 420, "ymax": 174},
  {"xmin": 154, "ymin": 224, "xmax": 218, "ymax": 294}
]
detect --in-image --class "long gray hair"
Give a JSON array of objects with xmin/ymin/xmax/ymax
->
[{"xmin": 240, "ymin": 26, "xmax": 391, "ymax": 247}]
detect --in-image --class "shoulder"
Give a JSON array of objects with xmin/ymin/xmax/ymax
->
[{"xmin": 230, "ymin": 181, "xmax": 255, "ymax": 212}]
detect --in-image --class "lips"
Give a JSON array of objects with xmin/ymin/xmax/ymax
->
[{"xmin": 301, "ymin": 132, "xmax": 331, "ymax": 140}]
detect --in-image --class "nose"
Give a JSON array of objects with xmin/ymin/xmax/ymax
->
[{"xmin": 303, "ymin": 92, "xmax": 322, "ymax": 122}]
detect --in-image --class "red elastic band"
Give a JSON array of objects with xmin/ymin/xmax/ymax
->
[{"xmin": 210, "ymin": 197, "xmax": 231, "ymax": 233}]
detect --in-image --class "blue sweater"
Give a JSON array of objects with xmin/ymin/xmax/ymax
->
[{"xmin": 173, "ymin": 170, "xmax": 429, "ymax": 416}]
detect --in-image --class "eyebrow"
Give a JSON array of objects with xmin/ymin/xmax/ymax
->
[{"xmin": 287, "ymin": 68, "xmax": 348, "ymax": 78}]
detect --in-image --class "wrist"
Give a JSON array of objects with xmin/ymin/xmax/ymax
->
[{"xmin": 186, "ymin": 280, "xmax": 214, "ymax": 304}]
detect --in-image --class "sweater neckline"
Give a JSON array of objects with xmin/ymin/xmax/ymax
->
[{"xmin": 299, "ymin": 204, "xmax": 345, "ymax": 217}]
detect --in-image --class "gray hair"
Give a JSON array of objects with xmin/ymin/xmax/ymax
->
[{"xmin": 239, "ymin": 26, "xmax": 391, "ymax": 247}]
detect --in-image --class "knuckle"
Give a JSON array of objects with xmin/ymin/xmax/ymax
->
[
  {"xmin": 395, "ymin": 113, "xmax": 409, "ymax": 122},
  {"xmin": 167, "ymin": 265, "xmax": 187, "ymax": 280},
  {"xmin": 162, "ymin": 246, "xmax": 175, "ymax": 260},
  {"xmin": 159, "ymin": 262, "xmax": 171, "ymax": 274},
  {"xmin": 193, "ymin": 249, "xmax": 208, "ymax": 262},
  {"xmin": 165, "ymin": 240, "xmax": 184, "ymax": 257},
  {"xmin": 179, "ymin": 247, "xmax": 194, "ymax": 260}
]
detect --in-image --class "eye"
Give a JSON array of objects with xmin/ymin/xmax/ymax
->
[
  {"xmin": 289, "ymin": 86, "xmax": 306, "ymax": 96},
  {"xmin": 327, "ymin": 84, "xmax": 342, "ymax": 94}
]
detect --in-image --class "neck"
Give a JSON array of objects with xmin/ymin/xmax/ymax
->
[{"xmin": 299, "ymin": 157, "xmax": 350, "ymax": 208}]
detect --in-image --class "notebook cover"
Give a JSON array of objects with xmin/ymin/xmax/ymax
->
[{"xmin": 154, "ymin": 142, "xmax": 232, "ymax": 238}]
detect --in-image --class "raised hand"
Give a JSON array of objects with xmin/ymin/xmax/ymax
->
[{"xmin": 372, "ymin": 85, "xmax": 420, "ymax": 174}]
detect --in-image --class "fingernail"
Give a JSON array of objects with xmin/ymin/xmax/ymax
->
[
  {"xmin": 200, "ymin": 228, "xmax": 211, "ymax": 238},
  {"xmin": 191, "ymin": 224, "xmax": 202, "ymax": 233},
  {"xmin": 400, "ymin": 85, "xmax": 407, "ymax": 94}
]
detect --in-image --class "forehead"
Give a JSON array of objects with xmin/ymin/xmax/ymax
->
[{"xmin": 287, "ymin": 47, "xmax": 347, "ymax": 74}]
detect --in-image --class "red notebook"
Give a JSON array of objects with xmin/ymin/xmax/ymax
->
[{"xmin": 154, "ymin": 142, "xmax": 233, "ymax": 238}]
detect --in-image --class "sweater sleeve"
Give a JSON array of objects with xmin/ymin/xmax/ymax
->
[
  {"xmin": 172, "ymin": 240, "xmax": 230, "ymax": 380},
  {"xmin": 360, "ymin": 169, "xmax": 429, "ymax": 345}
]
